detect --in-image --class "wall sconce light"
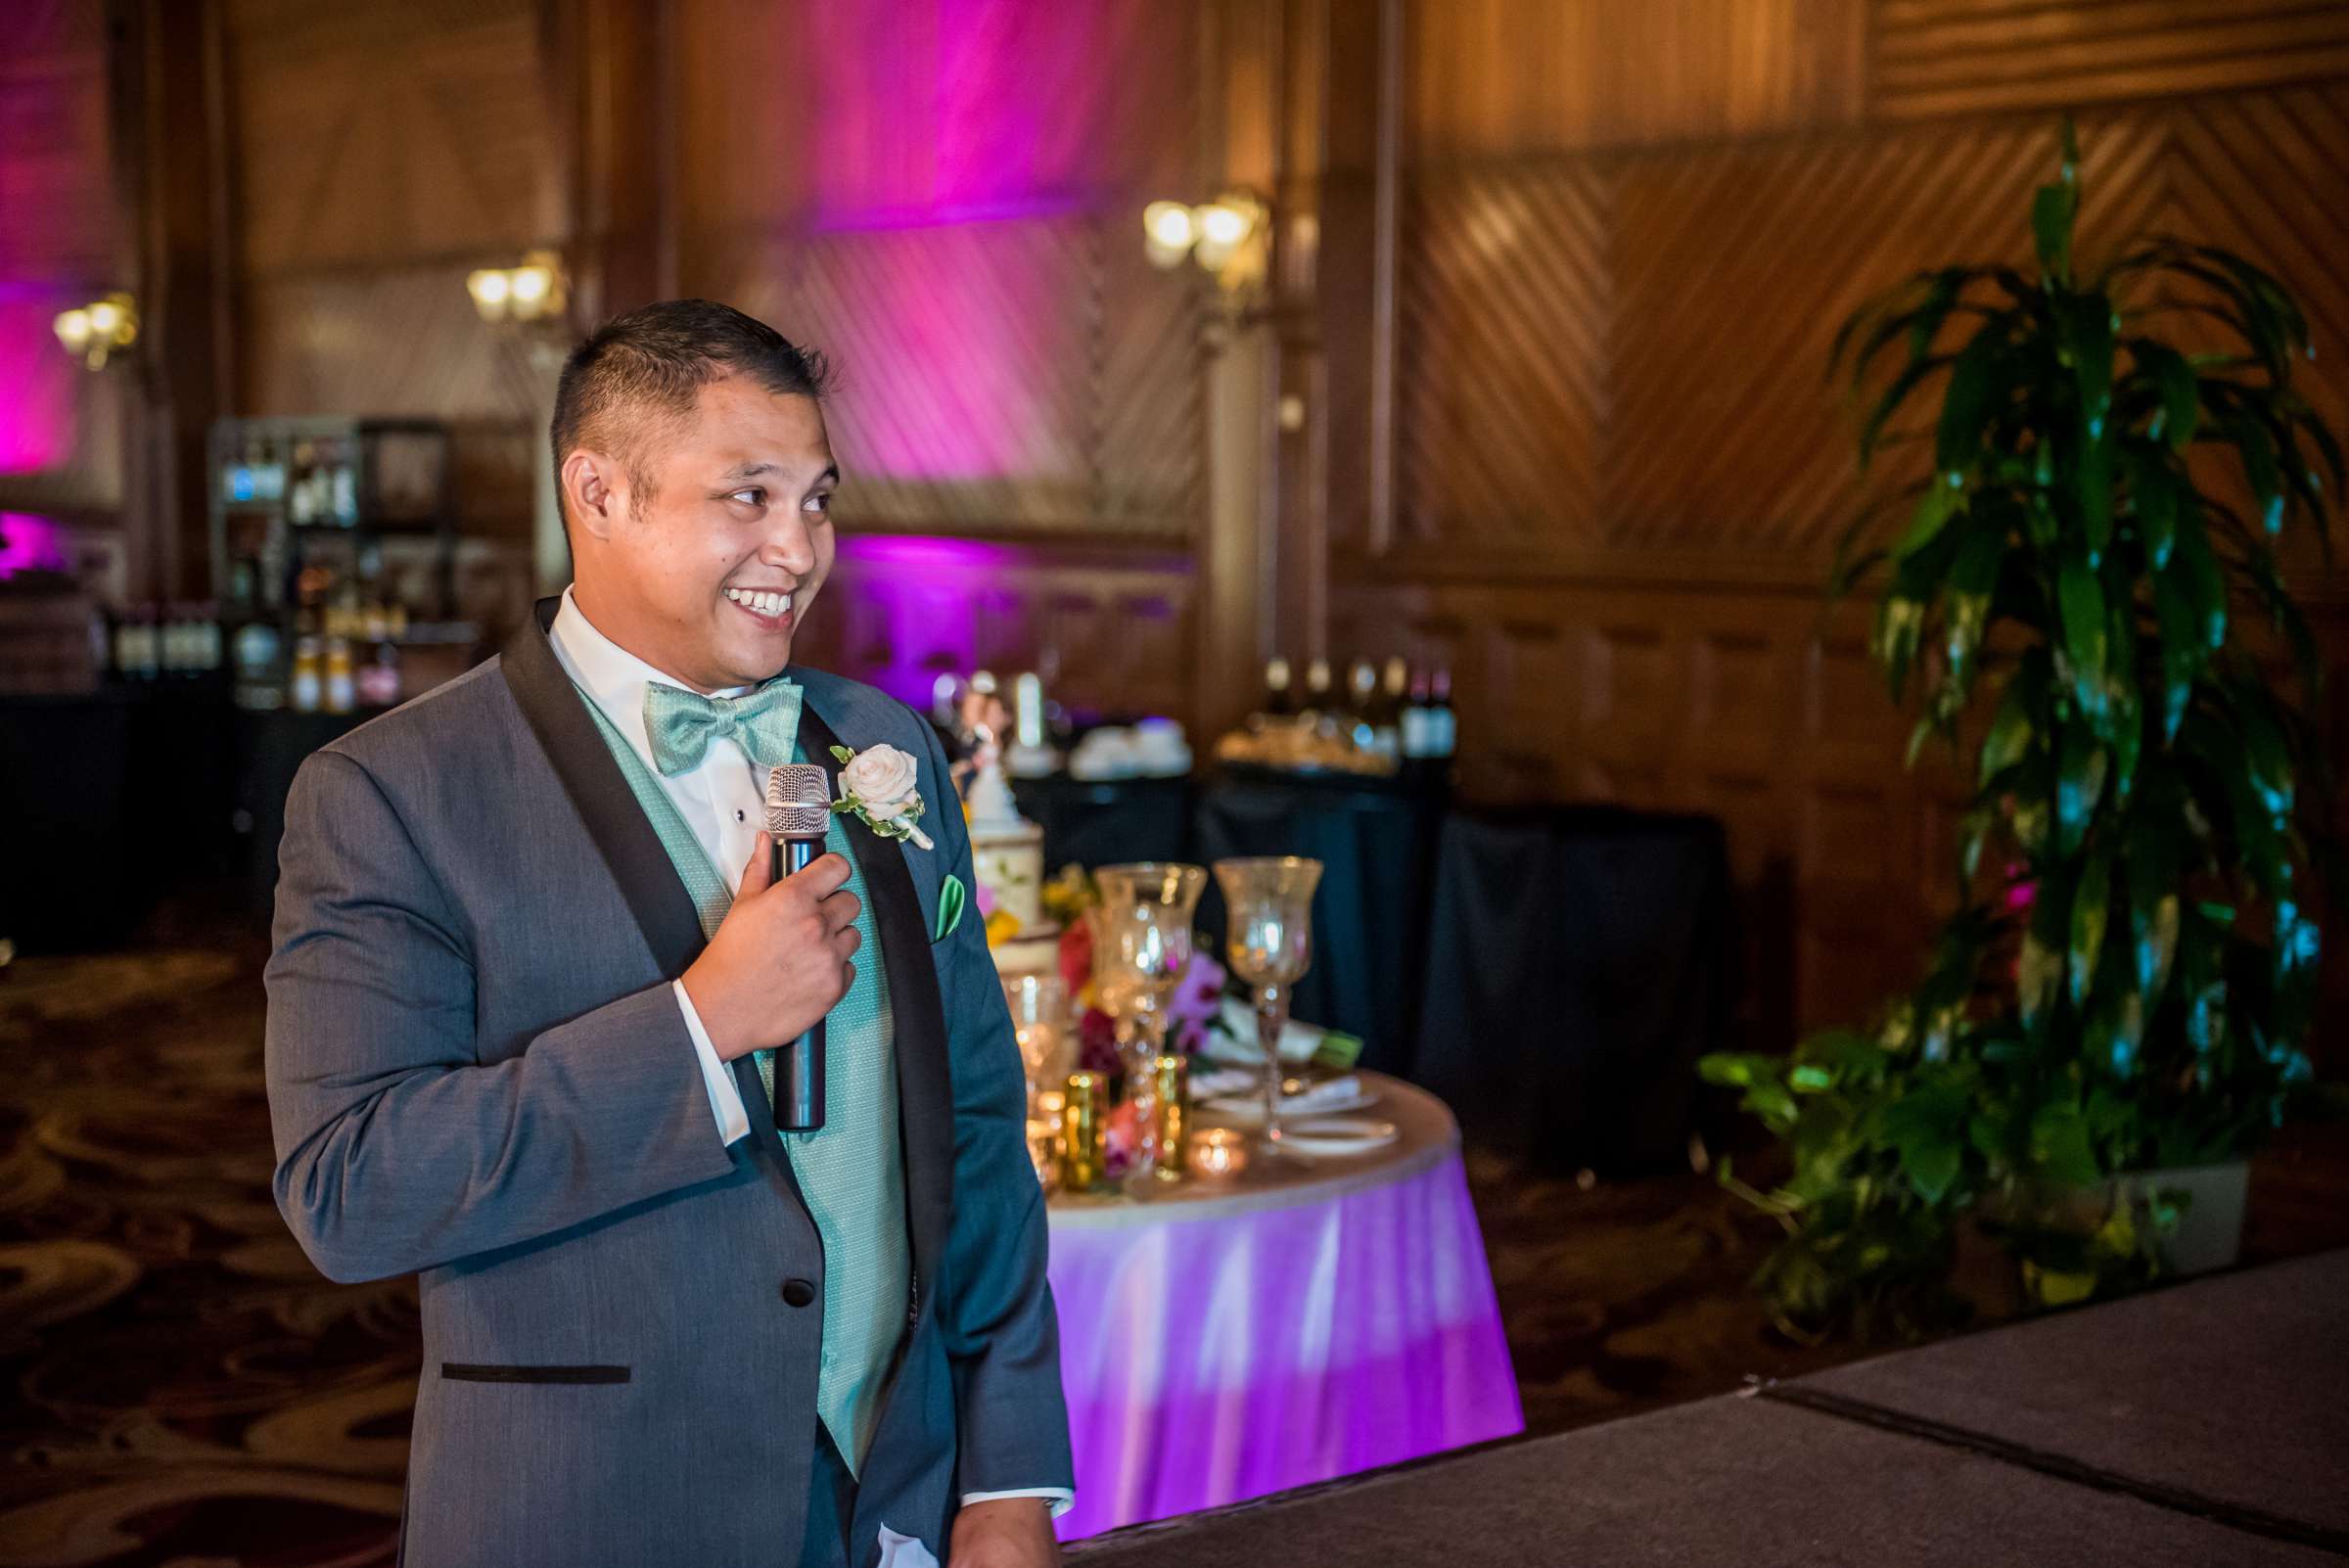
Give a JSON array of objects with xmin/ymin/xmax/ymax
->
[
  {"xmin": 466, "ymin": 251, "xmax": 568, "ymax": 326},
  {"xmin": 1142, "ymin": 192, "xmax": 1270, "ymax": 294},
  {"xmin": 52, "ymin": 292, "xmax": 139, "ymax": 370}
]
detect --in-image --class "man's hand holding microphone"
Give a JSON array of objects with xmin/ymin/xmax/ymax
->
[{"xmin": 679, "ymin": 838, "xmax": 860, "ymax": 1063}]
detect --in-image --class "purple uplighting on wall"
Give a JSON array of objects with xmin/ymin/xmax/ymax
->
[
  {"xmin": 0, "ymin": 297, "xmax": 71, "ymax": 475},
  {"xmin": 0, "ymin": 514, "xmax": 70, "ymax": 579}
]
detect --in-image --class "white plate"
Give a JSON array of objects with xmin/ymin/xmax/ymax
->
[
  {"xmin": 1270, "ymin": 1116, "xmax": 1399, "ymax": 1159},
  {"xmin": 1203, "ymin": 1083, "xmax": 1381, "ymax": 1124}
]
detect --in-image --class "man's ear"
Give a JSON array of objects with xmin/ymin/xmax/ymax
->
[{"xmin": 560, "ymin": 448, "xmax": 624, "ymax": 542}]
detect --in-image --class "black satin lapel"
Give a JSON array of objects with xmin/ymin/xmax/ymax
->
[
  {"xmin": 797, "ymin": 701, "xmax": 953, "ymax": 1287},
  {"xmin": 499, "ymin": 597, "xmax": 707, "ymax": 979}
]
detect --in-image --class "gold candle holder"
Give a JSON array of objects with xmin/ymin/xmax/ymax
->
[
  {"xmin": 1026, "ymin": 1117, "xmax": 1061, "ymax": 1194},
  {"xmin": 1059, "ymin": 1072, "xmax": 1105, "ymax": 1192},
  {"xmin": 1189, "ymin": 1126, "xmax": 1250, "ymax": 1177},
  {"xmin": 1152, "ymin": 1052, "xmax": 1189, "ymax": 1179}
]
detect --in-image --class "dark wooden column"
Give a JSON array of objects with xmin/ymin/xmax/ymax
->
[
  {"xmin": 548, "ymin": 0, "xmax": 678, "ymax": 325},
  {"xmin": 109, "ymin": 0, "xmax": 234, "ymax": 600},
  {"xmin": 1192, "ymin": 0, "xmax": 1403, "ymax": 739}
]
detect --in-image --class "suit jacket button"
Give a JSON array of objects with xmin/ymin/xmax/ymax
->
[{"xmin": 781, "ymin": 1277, "xmax": 816, "ymax": 1308}]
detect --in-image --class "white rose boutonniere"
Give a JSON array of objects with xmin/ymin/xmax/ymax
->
[{"xmin": 830, "ymin": 743, "xmax": 935, "ymax": 851}]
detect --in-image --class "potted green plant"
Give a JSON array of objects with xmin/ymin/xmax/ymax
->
[{"xmin": 1699, "ymin": 121, "xmax": 2343, "ymax": 1340}]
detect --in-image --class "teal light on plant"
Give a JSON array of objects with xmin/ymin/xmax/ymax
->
[{"xmin": 1700, "ymin": 119, "xmax": 2345, "ymax": 1341}]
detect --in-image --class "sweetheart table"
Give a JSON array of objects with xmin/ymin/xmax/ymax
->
[{"xmin": 1041, "ymin": 1073, "xmax": 1521, "ymax": 1540}]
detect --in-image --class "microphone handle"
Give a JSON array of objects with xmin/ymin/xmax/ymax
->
[{"xmin": 773, "ymin": 833, "xmax": 827, "ymax": 1131}]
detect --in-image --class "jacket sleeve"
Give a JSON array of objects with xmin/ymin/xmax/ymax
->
[
  {"xmin": 915, "ymin": 719, "xmax": 1077, "ymax": 1498},
  {"xmin": 263, "ymin": 748, "xmax": 740, "ymax": 1283}
]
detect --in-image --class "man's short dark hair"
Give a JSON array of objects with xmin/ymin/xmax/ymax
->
[{"xmin": 550, "ymin": 299, "xmax": 832, "ymax": 521}]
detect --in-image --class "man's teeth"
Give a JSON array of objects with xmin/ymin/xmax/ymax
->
[{"xmin": 725, "ymin": 588, "xmax": 792, "ymax": 617}]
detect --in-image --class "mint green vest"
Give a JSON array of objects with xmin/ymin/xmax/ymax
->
[{"xmin": 575, "ymin": 687, "xmax": 909, "ymax": 1478}]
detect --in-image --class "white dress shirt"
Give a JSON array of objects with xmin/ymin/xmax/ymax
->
[
  {"xmin": 546, "ymin": 589, "xmax": 1073, "ymax": 1519},
  {"xmin": 548, "ymin": 587, "xmax": 759, "ymax": 1145}
]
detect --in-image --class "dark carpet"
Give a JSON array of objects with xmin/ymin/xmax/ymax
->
[{"xmin": 2, "ymin": 941, "xmax": 2343, "ymax": 1565}]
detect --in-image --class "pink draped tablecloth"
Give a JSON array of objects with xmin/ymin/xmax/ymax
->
[{"xmin": 1043, "ymin": 1075, "xmax": 1522, "ymax": 1541}]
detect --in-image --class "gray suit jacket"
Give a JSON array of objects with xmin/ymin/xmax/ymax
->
[{"xmin": 264, "ymin": 598, "xmax": 1072, "ymax": 1567}]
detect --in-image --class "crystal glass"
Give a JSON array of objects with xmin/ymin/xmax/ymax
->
[
  {"xmin": 1000, "ymin": 970, "xmax": 1073, "ymax": 1115},
  {"xmin": 1212, "ymin": 856, "xmax": 1322, "ymax": 1151},
  {"xmin": 1088, "ymin": 861, "xmax": 1207, "ymax": 1185}
]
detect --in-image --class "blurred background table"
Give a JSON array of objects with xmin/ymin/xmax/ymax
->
[{"xmin": 1043, "ymin": 1074, "xmax": 1520, "ymax": 1541}]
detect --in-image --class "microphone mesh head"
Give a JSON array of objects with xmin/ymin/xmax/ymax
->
[{"xmin": 765, "ymin": 763, "xmax": 832, "ymax": 839}]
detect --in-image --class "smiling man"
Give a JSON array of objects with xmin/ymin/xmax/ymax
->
[{"xmin": 264, "ymin": 300, "xmax": 1073, "ymax": 1568}]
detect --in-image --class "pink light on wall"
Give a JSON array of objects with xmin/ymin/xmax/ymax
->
[
  {"xmin": 0, "ymin": 514, "xmax": 71, "ymax": 578},
  {"xmin": 799, "ymin": 0, "xmax": 1122, "ymax": 228},
  {"xmin": 0, "ymin": 295, "xmax": 72, "ymax": 475}
]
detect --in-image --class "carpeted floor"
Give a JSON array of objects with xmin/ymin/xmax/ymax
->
[{"xmin": 2, "ymin": 940, "xmax": 2343, "ymax": 1565}]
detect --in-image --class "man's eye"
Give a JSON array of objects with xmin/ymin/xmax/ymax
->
[
  {"xmin": 729, "ymin": 488, "xmax": 765, "ymax": 507},
  {"xmin": 803, "ymin": 492, "xmax": 832, "ymax": 516}
]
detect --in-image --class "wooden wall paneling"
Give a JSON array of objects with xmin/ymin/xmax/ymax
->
[
  {"xmin": 223, "ymin": 0, "xmax": 560, "ymax": 275},
  {"xmin": 711, "ymin": 217, "xmax": 1107, "ymax": 536},
  {"xmin": 676, "ymin": 0, "xmax": 1198, "ymax": 237},
  {"xmin": 1868, "ymin": 0, "xmax": 2349, "ymax": 122},
  {"xmin": 1407, "ymin": 0, "xmax": 1867, "ymax": 160},
  {"xmin": 0, "ymin": 0, "xmax": 127, "ymax": 524},
  {"xmin": 239, "ymin": 263, "xmax": 540, "ymax": 539},
  {"xmin": 2163, "ymin": 84, "xmax": 2349, "ymax": 481},
  {"xmin": 1392, "ymin": 163, "xmax": 1613, "ymax": 561},
  {"xmin": 807, "ymin": 538, "xmax": 1196, "ymax": 727}
]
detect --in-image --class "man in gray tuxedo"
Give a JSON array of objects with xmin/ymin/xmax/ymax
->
[{"xmin": 265, "ymin": 300, "xmax": 1073, "ymax": 1568}]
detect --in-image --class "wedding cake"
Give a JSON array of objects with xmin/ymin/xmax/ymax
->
[{"xmin": 965, "ymin": 752, "xmax": 1058, "ymax": 974}]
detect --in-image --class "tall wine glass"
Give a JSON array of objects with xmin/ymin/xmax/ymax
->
[
  {"xmin": 1089, "ymin": 862, "xmax": 1207, "ymax": 1183},
  {"xmin": 1212, "ymin": 856, "xmax": 1322, "ymax": 1150}
]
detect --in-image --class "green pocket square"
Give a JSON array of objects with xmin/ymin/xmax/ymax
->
[{"xmin": 934, "ymin": 873, "xmax": 967, "ymax": 943}]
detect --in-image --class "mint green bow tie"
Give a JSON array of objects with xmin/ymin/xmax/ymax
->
[{"xmin": 643, "ymin": 679, "xmax": 805, "ymax": 776}]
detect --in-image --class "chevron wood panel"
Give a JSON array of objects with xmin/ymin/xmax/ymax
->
[
  {"xmin": 1406, "ymin": 0, "xmax": 1866, "ymax": 158},
  {"xmin": 1608, "ymin": 112, "xmax": 2172, "ymax": 556},
  {"xmin": 1870, "ymin": 0, "xmax": 2349, "ymax": 121},
  {"xmin": 1394, "ymin": 164, "xmax": 1613, "ymax": 555},
  {"xmin": 677, "ymin": 0, "xmax": 1198, "ymax": 235},
  {"xmin": 695, "ymin": 213, "xmax": 1200, "ymax": 541},
  {"xmin": 224, "ymin": 0, "xmax": 562, "ymax": 274},
  {"xmin": 2162, "ymin": 84, "xmax": 2349, "ymax": 499}
]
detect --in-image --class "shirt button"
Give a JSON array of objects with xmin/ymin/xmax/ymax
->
[
  {"xmin": 734, "ymin": 808, "xmax": 746, "ymax": 822},
  {"xmin": 781, "ymin": 1277, "xmax": 816, "ymax": 1308}
]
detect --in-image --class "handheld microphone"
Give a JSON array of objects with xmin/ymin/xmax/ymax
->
[{"xmin": 764, "ymin": 763, "xmax": 832, "ymax": 1131}]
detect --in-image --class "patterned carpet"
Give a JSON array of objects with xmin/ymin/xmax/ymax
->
[{"xmin": 2, "ymin": 941, "xmax": 2342, "ymax": 1566}]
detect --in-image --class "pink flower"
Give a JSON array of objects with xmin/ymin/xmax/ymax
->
[{"xmin": 1058, "ymin": 919, "xmax": 1094, "ymax": 997}]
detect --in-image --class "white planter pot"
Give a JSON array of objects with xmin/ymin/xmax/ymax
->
[{"xmin": 2109, "ymin": 1160, "xmax": 2249, "ymax": 1276}]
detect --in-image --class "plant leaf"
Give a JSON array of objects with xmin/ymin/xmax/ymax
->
[
  {"xmin": 2056, "ymin": 551, "xmax": 2108, "ymax": 709},
  {"xmin": 1935, "ymin": 334, "xmax": 2004, "ymax": 475},
  {"xmin": 2069, "ymin": 844, "xmax": 2112, "ymax": 1008},
  {"xmin": 2055, "ymin": 726, "xmax": 2106, "ymax": 859},
  {"xmin": 2033, "ymin": 184, "xmax": 2074, "ymax": 283}
]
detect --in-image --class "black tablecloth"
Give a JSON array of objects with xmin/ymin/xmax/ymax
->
[
  {"xmin": 1408, "ymin": 805, "xmax": 1735, "ymax": 1175},
  {"xmin": 0, "ymin": 684, "xmax": 238, "ymax": 949},
  {"xmin": 1190, "ymin": 771, "xmax": 1448, "ymax": 1076},
  {"xmin": 1007, "ymin": 773, "xmax": 1194, "ymax": 875}
]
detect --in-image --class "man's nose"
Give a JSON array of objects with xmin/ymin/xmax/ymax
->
[{"xmin": 761, "ymin": 510, "xmax": 817, "ymax": 576}]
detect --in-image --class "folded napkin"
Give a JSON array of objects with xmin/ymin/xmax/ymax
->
[
  {"xmin": 1195, "ymin": 1072, "xmax": 1366, "ymax": 1118},
  {"xmin": 1199, "ymin": 996, "xmax": 1364, "ymax": 1070}
]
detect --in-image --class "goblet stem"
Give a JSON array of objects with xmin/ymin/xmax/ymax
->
[
  {"xmin": 1119, "ymin": 1002, "xmax": 1165, "ymax": 1184},
  {"xmin": 1256, "ymin": 982, "xmax": 1289, "ymax": 1146}
]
